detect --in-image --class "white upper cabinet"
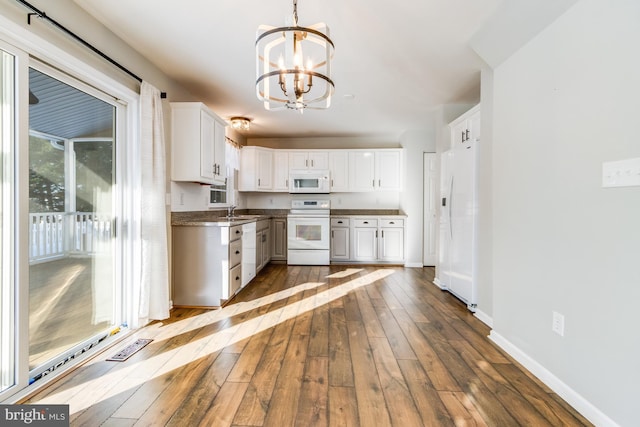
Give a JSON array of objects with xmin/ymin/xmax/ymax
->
[
  {"xmin": 272, "ymin": 150, "xmax": 290, "ymax": 191},
  {"xmin": 375, "ymin": 149, "xmax": 402, "ymax": 191},
  {"xmin": 238, "ymin": 147, "xmax": 403, "ymax": 193},
  {"xmin": 450, "ymin": 104, "xmax": 480, "ymax": 150},
  {"xmin": 171, "ymin": 102, "xmax": 226, "ymax": 185},
  {"xmin": 349, "ymin": 149, "xmax": 402, "ymax": 192},
  {"xmin": 239, "ymin": 146, "xmax": 273, "ymax": 191},
  {"xmin": 289, "ymin": 151, "xmax": 329, "ymax": 170},
  {"xmin": 329, "ymin": 151, "xmax": 349, "ymax": 192},
  {"xmin": 349, "ymin": 151, "xmax": 376, "ymax": 191}
]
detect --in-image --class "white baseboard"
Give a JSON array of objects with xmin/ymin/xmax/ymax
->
[
  {"xmin": 404, "ymin": 262, "xmax": 424, "ymax": 268},
  {"xmin": 489, "ymin": 331, "xmax": 620, "ymax": 427},
  {"xmin": 473, "ymin": 309, "xmax": 493, "ymax": 328},
  {"xmin": 432, "ymin": 277, "xmax": 446, "ymax": 289}
]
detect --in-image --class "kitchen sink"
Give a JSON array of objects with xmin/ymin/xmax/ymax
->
[{"xmin": 219, "ymin": 215, "xmax": 261, "ymax": 221}]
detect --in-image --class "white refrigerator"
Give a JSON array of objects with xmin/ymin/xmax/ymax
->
[{"xmin": 436, "ymin": 144, "xmax": 478, "ymax": 311}]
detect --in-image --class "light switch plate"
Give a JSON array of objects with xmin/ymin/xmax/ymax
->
[{"xmin": 602, "ymin": 157, "xmax": 640, "ymax": 188}]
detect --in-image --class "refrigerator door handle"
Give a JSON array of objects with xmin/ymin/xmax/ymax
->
[{"xmin": 449, "ymin": 176, "xmax": 454, "ymax": 239}]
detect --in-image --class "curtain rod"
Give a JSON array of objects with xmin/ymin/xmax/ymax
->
[{"xmin": 15, "ymin": 0, "xmax": 167, "ymax": 99}]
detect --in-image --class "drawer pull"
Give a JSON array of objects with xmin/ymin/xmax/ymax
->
[
  {"xmin": 235, "ymin": 230, "xmax": 241, "ymax": 234},
  {"xmin": 235, "ymin": 250, "xmax": 240, "ymax": 254},
  {"xmin": 363, "ymin": 221, "xmax": 369, "ymax": 224},
  {"xmin": 235, "ymin": 276, "xmax": 240, "ymax": 281},
  {"xmin": 337, "ymin": 220, "xmax": 343, "ymax": 224},
  {"xmin": 389, "ymin": 221, "xmax": 395, "ymax": 224}
]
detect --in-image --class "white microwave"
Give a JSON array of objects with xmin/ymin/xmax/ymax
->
[{"xmin": 289, "ymin": 169, "xmax": 330, "ymax": 193}]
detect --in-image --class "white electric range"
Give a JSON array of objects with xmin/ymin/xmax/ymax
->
[{"xmin": 287, "ymin": 199, "xmax": 330, "ymax": 265}]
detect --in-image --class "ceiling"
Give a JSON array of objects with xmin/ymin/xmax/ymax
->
[{"xmin": 72, "ymin": 0, "xmax": 504, "ymax": 140}]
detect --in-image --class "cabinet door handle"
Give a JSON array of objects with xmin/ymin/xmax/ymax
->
[
  {"xmin": 378, "ymin": 179, "xmax": 381, "ymax": 187},
  {"xmin": 235, "ymin": 276, "xmax": 240, "ymax": 281},
  {"xmin": 465, "ymin": 129, "xmax": 470, "ymax": 141},
  {"xmin": 258, "ymin": 178, "xmax": 261, "ymax": 186},
  {"xmin": 235, "ymin": 230, "xmax": 241, "ymax": 235},
  {"xmin": 461, "ymin": 131, "xmax": 465, "ymax": 143},
  {"xmin": 306, "ymin": 159, "xmax": 308, "ymax": 167},
  {"xmin": 235, "ymin": 250, "xmax": 240, "ymax": 254},
  {"xmin": 311, "ymin": 159, "xmax": 314, "ymax": 167},
  {"xmin": 382, "ymin": 230, "xmax": 384, "ymax": 238},
  {"xmin": 372, "ymin": 179, "xmax": 375, "ymax": 187},
  {"xmin": 332, "ymin": 230, "xmax": 334, "ymax": 238},
  {"xmin": 376, "ymin": 230, "xmax": 378, "ymax": 238}
]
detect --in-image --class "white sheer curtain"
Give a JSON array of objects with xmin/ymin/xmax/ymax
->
[
  {"xmin": 226, "ymin": 138, "xmax": 240, "ymax": 204},
  {"xmin": 137, "ymin": 81, "xmax": 170, "ymax": 326}
]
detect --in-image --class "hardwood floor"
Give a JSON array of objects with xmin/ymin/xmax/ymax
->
[{"xmin": 25, "ymin": 265, "xmax": 592, "ymax": 426}]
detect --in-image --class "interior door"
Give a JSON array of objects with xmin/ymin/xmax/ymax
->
[{"xmin": 423, "ymin": 153, "xmax": 437, "ymax": 266}]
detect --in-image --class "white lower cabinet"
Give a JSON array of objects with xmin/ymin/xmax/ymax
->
[
  {"xmin": 331, "ymin": 216, "xmax": 405, "ymax": 264},
  {"xmin": 353, "ymin": 219, "xmax": 378, "ymax": 261},
  {"xmin": 172, "ymin": 224, "xmax": 243, "ymax": 307},
  {"xmin": 256, "ymin": 219, "xmax": 270, "ymax": 272},
  {"xmin": 379, "ymin": 219, "xmax": 404, "ymax": 262},
  {"xmin": 271, "ymin": 218, "xmax": 287, "ymax": 262},
  {"xmin": 330, "ymin": 218, "xmax": 350, "ymax": 260}
]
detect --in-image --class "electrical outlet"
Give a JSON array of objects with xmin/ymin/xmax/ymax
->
[{"xmin": 552, "ymin": 311, "xmax": 565, "ymax": 336}]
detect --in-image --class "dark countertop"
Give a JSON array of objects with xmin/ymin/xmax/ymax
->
[
  {"xmin": 171, "ymin": 208, "xmax": 406, "ymax": 226},
  {"xmin": 330, "ymin": 209, "xmax": 406, "ymax": 216},
  {"xmin": 171, "ymin": 209, "xmax": 286, "ymax": 226}
]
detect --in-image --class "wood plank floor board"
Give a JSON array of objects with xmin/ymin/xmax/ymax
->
[
  {"xmin": 262, "ymin": 332, "xmax": 310, "ymax": 426},
  {"xmin": 295, "ymin": 356, "xmax": 329, "ymax": 427},
  {"xmin": 371, "ymin": 304, "xmax": 417, "ymax": 360},
  {"xmin": 368, "ymin": 336, "xmax": 424, "ymax": 427},
  {"xmin": 308, "ymin": 303, "xmax": 330, "ymax": 358},
  {"xmin": 232, "ymin": 318, "xmax": 296, "ymax": 426},
  {"xmin": 353, "ymin": 288, "xmax": 386, "ymax": 338},
  {"xmin": 346, "ymin": 319, "xmax": 392, "ymax": 427},
  {"xmin": 195, "ymin": 381, "xmax": 249, "ymax": 427},
  {"xmin": 134, "ymin": 352, "xmax": 228, "ymax": 427},
  {"xmin": 328, "ymin": 306, "xmax": 354, "ymax": 387},
  {"xmin": 397, "ymin": 359, "xmax": 456, "ymax": 426},
  {"xmin": 438, "ymin": 391, "xmax": 489, "ymax": 427},
  {"xmin": 388, "ymin": 307, "xmax": 461, "ymax": 392},
  {"xmin": 493, "ymin": 362, "xmax": 591, "ymax": 427},
  {"xmin": 22, "ymin": 265, "xmax": 591, "ymax": 427},
  {"xmin": 328, "ymin": 386, "xmax": 359, "ymax": 427},
  {"xmin": 164, "ymin": 352, "xmax": 240, "ymax": 426}
]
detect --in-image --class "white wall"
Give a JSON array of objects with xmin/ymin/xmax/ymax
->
[
  {"xmin": 490, "ymin": 1, "xmax": 640, "ymax": 425},
  {"xmin": 476, "ymin": 65, "xmax": 494, "ymax": 321}
]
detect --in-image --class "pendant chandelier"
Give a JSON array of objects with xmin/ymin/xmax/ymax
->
[{"xmin": 256, "ymin": 0, "xmax": 335, "ymax": 111}]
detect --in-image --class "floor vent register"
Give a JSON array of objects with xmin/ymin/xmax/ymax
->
[{"xmin": 107, "ymin": 338, "xmax": 153, "ymax": 362}]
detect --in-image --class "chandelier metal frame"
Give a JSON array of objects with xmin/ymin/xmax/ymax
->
[{"xmin": 256, "ymin": 0, "xmax": 335, "ymax": 111}]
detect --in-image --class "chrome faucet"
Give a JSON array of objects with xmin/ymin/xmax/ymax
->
[{"xmin": 227, "ymin": 205, "xmax": 237, "ymax": 218}]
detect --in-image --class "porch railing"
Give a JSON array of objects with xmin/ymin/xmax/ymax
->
[{"xmin": 29, "ymin": 212, "xmax": 112, "ymax": 263}]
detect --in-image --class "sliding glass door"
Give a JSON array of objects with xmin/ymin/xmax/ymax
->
[
  {"xmin": 0, "ymin": 29, "xmax": 136, "ymax": 401},
  {"xmin": 28, "ymin": 65, "xmax": 119, "ymax": 377},
  {"xmin": 0, "ymin": 46, "xmax": 17, "ymax": 396}
]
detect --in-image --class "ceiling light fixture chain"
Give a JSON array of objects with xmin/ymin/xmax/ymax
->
[
  {"xmin": 256, "ymin": 0, "xmax": 334, "ymax": 111},
  {"xmin": 292, "ymin": 0, "xmax": 299, "ymax": 26}
]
